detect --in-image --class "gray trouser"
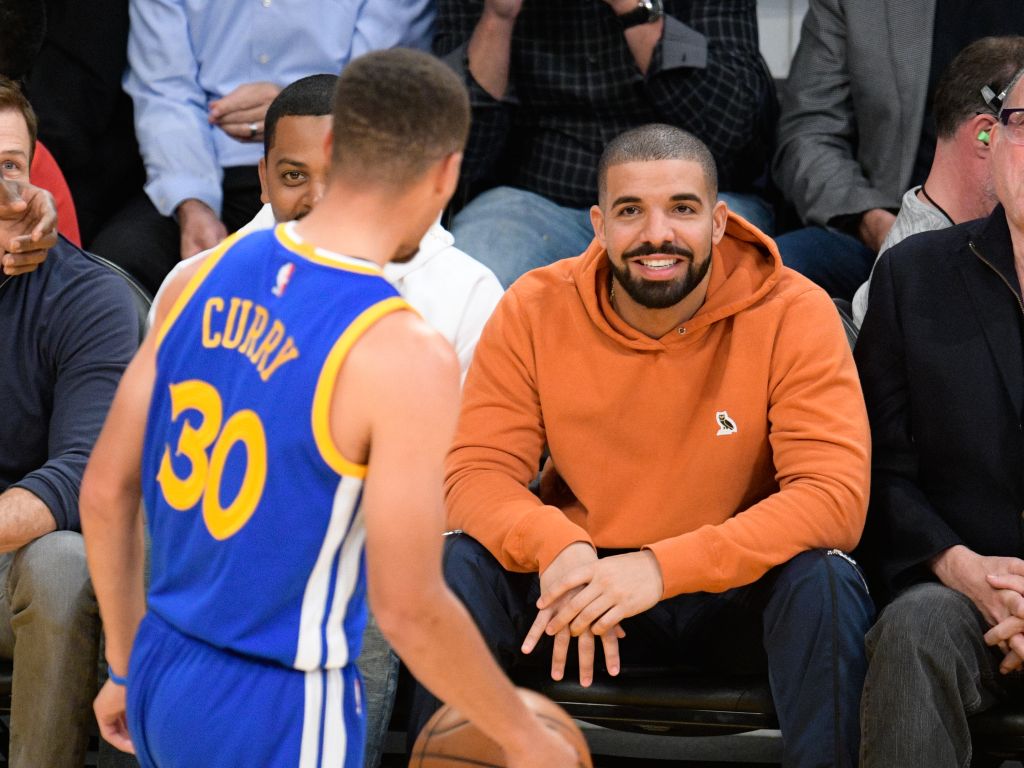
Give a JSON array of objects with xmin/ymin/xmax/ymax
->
[
  {"xmin": 860, "ymin": 582, "xmax": 1024, "ymax": 768},
  {"xmin": 357, "ymin": 611, "xmax": 399, "ymax": 768},
  {"xmin": 0, "ymin": 531, "xmax": 100, "ymax": 768}
]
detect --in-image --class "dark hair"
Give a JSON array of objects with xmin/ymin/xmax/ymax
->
[
  {"xmin": 0, "ymin": 77, "xmax": 37, "ymax": 161},
  {"xmin": 330, "ymin": 48, "xmax": 470, "ymax": 185},
  {"xmin": 934, "ymin": 36, "xmax": 1024, "ymax": 139},
  {"xmin": 598, "ymin": 124, "xmax": 718, "ymax": 204},
  {"xmin": 0, "ymin": 0, "xmax": 45, "ymax": 83},
  {"xmin": 264, "ymin": 74, "xmax": 337, "ymax": 156}
]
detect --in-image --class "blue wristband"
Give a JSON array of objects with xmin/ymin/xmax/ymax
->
[{"xmin": 107, "ymin": 665, "xmax": 129, "ymax": 687}]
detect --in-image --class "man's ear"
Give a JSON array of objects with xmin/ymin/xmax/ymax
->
[
  {"xmin": 711, "ymin": 199, "xmax": 729, "ymax": 244},
  {"xmin": 257, "ymin": 157, "xmax": 270, "ymax": 205},
  {"xmin": 434, "ymin": 151, "xmax": 463, "ymax": 204},
  {"xmin": 972, "ymin": 113, "xmax": 997, "ymax": 157},
  {"xmin": 590, "ymin": 204, "xmax": 606, "ymax": 247}
]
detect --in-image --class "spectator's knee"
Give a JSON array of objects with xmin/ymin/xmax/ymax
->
[
  {"xmin": 10, "ymin": 531, "xmax": 94, "ymax": 627},
  {"xmin": 770, "ymin": 549, "xmax": 874, "ymax": 628},
  {"xmin": 867, "ymin": 583, "xmax": 976, "ymax": 660}
]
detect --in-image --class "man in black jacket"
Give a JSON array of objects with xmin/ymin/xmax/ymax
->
[{"xmin": 856, "ymin": 65, "xmax": 1024, "ymax": 768}]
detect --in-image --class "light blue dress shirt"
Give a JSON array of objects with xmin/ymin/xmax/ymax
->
[{"xmin": 125, "ymin": 0, "xmax": 434, "ymax": 218}]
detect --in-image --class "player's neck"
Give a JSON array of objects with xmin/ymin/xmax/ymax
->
[{"xmin": 292, "ymin": 185, "xmax": 422, "ymax": 268}]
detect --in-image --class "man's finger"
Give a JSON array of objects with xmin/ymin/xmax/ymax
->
[
  {"xmin": 983, "ymin": 616, "xmax": 1024, "ymax": 646},
  {"xmin": 1003, "ymin": 649, "xmax": 1024, "ymax": 675},
  {"xmin": 521, "ymin": 607, "xmax": 553, "ymax": 654},
  {"xmin": 578, "ymin": 630, "xmax": 595, "ymax": 687},
  {"xmin": 989, "ymin": 573, "xmax": 1024, "ymax": 595},
  {"xmin": 545, "ymin": 584, "xmax": 598, "ymax": 636},
  {"xmin": 99, "ymin": 718, "xmax": 135, "ymax": 754},
  {"xmin": 550, "ymin": 629, "xmax": 570, "ymax": 681},
  {"xmin": 568, "ymin": 594, "xmax": 615, "ymax": 636},
  {"xmin": 600, "ymin": 630, "xmax": 620, "ymax": 676},
  {"xmin": 537, "ymin": 566, "xmax": 592, "ymax": 610}
]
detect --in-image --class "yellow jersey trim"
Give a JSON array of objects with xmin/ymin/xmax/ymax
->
[
  {"xmin": 155, "ymin": 231, "xmax": 246, "ymax": 351},
  {"xmin": 311, "ymin": 296, "xmax": 412, "ymax": 478},
  {"xmin": 276, "ymin": 223, "xmax": 383, "ymax": 276}
]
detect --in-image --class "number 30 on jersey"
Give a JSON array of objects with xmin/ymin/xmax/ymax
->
[{"xmin": 157, "ymin": 379, "xmax": 268, "ymax": 540}]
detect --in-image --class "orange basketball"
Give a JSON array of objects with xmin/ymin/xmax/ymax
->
[{"xmin": 408, "ymin": 687, "xmax": 593, "ymax": 767}]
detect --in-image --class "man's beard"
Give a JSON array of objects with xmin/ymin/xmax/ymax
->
[{"xmin": 609, "ymin": 241, "xmax": 711, "ymax": 309}]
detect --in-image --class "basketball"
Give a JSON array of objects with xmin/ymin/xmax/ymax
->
[{"xmin": 408, "ymin": 687, "xmax": 593, "ymax": 767}]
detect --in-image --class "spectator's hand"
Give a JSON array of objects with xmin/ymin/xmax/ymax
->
[
  {"xmin": 177, "ymin": 199, "xmax": 227, "ymax": 260},
  {"xmin": 540, "ymin": 550, "xmax": 662, "ymax": 637},
  {"xmin": 0, "ymin": 179, "xmax": 57, "ymax": 276},
  {"xmin": 521, "ymin": 542, "xmax": 625, "ymax": 686},
  {"xmin": 209, "ymin": 82, "xmax": 282, "ymax": 143},
  {"xmin": 931, "ymin": 545, "xmax": 1024, "ymax": 627},
  {"xmin": 94, "ymin": 679, "xmax": 135, "ymax": 754},
  {"xmin": 858, "ymin": 208, "xmax": 897, "ymax": 253},
  {"xmin": 483, "ymin": 0, "xmax": 523, "ymax": 20}
]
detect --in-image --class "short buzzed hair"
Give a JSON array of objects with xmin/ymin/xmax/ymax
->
[
  {"xmin": 934, "ymin": 36, "xmax": 1024, "ymax": 138},
  {"xmin": 264, "ymin": 74, "xmax": 336, "ymax": 156},
  {"xmin": 0, "ymin": 76, "xmax": 37, "ymax": 162},
  {"xmin": 598, "ymin": 124, "xmax": 718, "ymax": 204},
  {"xmin": 331, "ymin": 49, "xmax": 470, "ymax": 186}
]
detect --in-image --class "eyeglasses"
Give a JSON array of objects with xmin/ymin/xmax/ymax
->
[{"xmin": 999, "ymin": 108, "xmax": 1024, "ymax": 145}]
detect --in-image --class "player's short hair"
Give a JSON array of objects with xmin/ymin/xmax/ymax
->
[
  {"xmin": 935, "ymin": 36, "xmax": 1024, "ymax": 139},
  {"xmin": 330, "ymin": 48, "xmax": 470, "ymax": 186},
  {"xmin": 0, "ymin": 77, "xmax": 37, "ymax": 162},
  {"xmin": 0, "ymin": 0, "xmax": 45, "ymax": 83},
  {"xmin": 264, "ymin": 74, "xmax": 337, "ymax": 157},
  {"xmin": 598, "ymin": 124, "xmax": 718, "ymax": 204}
]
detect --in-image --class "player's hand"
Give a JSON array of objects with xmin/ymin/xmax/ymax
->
[
  {"xmin": 94, "ymin": 679, "xmax": 135, "ymax": 754},
  {"xmin": 540, "ymin": 550, "xmax": 663, "ymax": 637},
  {"xmin": 0, "ymin": 179, "xmax": 57, "ymax": 275},
  {"xmin": 208, "ymin": 82, "xmax": 281, "ymax": 142},
  {"xmin": 482, "ymin": 0, "xmax": 523, "ymax": 21},
  {"xmin": 504, "ymin": 713, "xmax": 581, "ymax": 767},
  {"xmin": 177, "ymin": 199, "xmax": 227, "ymax": 260},
  {"xmin": 932, "ymin": 546, "xmax": 1024, "ymax": 627}
]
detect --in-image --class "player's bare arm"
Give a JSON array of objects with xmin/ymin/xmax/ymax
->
[
  {"xmin": 79, "ymin": 260, "xmax": 205, "ymax": 753},
  {"xmin": 337, "ymin": 311, "xmax": 577, "ymax": 767}
]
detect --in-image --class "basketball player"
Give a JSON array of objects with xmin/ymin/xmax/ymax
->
[{"xmin": 79, "ymin": 49, "xmax": 578, "ymax": 767}]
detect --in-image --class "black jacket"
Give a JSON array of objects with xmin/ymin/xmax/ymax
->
[{"xmin": 854, "ymin": 205, "xmax": 1024, "ymax": 604}]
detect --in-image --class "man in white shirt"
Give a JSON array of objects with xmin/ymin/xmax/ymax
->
[{"xmin": 150, "ymin": 73, "xmax": 502, "ymax": 767}]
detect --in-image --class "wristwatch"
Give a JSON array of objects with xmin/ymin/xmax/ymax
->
[{"xmin": 617, "ymin": 0, "xmax": 664, "ymax": 29}]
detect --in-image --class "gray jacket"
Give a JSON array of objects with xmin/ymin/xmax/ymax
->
[{"xmin": 773, "ymin": 0, "xmax": 935, "ymax": 227}]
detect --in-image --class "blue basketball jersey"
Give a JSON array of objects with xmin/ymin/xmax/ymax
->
[{"xmin": 142, "ymin": 222, "xmax": 410, "ymax": 672}]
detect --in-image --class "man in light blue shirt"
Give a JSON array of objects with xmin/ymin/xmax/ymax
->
[{"xmin": 105, "ymin": 0, "xmax": 432, "ymax": 294}]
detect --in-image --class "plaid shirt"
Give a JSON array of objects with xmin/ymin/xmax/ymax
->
[{"xmin": 435, "ymin": 0, "xmax": 772, "ymax": 208}]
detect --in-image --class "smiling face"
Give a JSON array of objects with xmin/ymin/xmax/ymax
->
[
  {"xmin": 258, "ymin": 114, "xmax": 332, "ymax": 223},
  {"xmin": 591, "ymin": 158, "xmax": 727, "ymax": 313},
  {"xmin": 0, "ymin": 107, "xmax": 31, "ymax": 183}
]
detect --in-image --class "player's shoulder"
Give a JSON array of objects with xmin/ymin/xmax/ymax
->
[{"xmin": 349, "ymin": 309, "xmax": 459, "ymax": 384}]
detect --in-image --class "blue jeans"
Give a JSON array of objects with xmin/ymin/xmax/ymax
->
[
  {"xmin": 408, "ymin": 534, "xmax": 873, "ymax": 768},
  {"xmin": 774, "ymin": 226, "xmax": 876, "ymax": 300},
  {"xmin": 452, "ymin": 186, "xmax": 776, "ymax": 289}
]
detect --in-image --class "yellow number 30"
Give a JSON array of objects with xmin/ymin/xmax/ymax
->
[{"xmin": 157, "ymin": 379, "xmax": 268, "ymax": 540}]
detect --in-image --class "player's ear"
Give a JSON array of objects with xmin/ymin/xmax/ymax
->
[{"xmin": 434, "ymin": 151, "xmax": 463, "ymax": 202}]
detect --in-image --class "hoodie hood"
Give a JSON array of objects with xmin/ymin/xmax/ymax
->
[{"xmin": 572, "ymin": 211, "xmax": 782, "ymax": 350}]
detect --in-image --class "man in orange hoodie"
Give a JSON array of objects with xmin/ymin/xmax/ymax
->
[{"xmin": 408, "ymin": 124, "xmax": 874, "ymax": 767}]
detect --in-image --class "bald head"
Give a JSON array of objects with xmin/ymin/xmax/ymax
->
[{"xmin": 598, "ymin": 125, "xmax": 718, "ymax": 206}]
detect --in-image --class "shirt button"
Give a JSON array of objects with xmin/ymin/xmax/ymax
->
[
  {"xmin": 258, "ymin": 53, "xmax": 270, "ymax": 64},
  {"xmin": 262, "ymin": 0, "xmax": 271, "ymax": 5}
]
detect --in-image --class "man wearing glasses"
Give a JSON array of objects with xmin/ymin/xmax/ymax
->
[
  {"xmin": 850, "ymin": 36, "xmax": 1024, "ymax": 328},
  {"xmin": 856, "ymin": 65, "xmax": 1024, "ymax": 768}
]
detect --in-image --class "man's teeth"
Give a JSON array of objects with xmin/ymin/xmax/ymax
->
[{"xmin": 639, "ymin": 258, "xmax": 676, "ymax": 268}]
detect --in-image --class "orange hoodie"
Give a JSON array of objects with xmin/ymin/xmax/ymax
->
[{"xmin": 444, "ymin": 215, "xmax": 870, "ymax": 599}]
